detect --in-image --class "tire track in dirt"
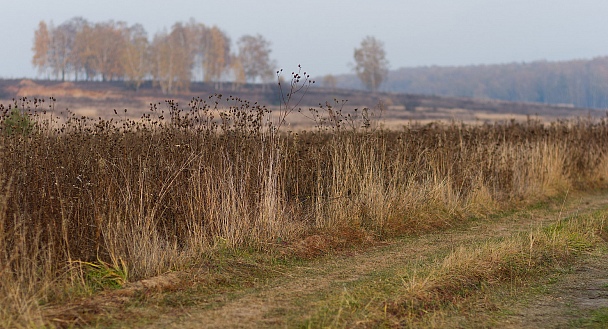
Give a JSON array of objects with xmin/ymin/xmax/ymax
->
[
  {"xmin": 501, "ymin": 241, "xmax": 608, "ymax": 328},
  {"xmin": 139, "ymin": 192, "xmax": 608, "ymax": 329}
]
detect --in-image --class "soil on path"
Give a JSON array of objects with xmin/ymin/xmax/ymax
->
[{"xmin": 501, "ymin": 252, "xmax": 608, "ymax": 328}]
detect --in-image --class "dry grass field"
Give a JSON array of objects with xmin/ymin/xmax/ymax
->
[
  {"xmin": 0, "ymin": 79, "xmax": 607, "ymax": 327},
  {"xmin": 1, "ymin": 78, "xmax": 604, "ymax": 128}
]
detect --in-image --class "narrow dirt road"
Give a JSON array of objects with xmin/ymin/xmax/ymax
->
[
  {"xmin": 501, "ymin": 251, "xmax": 608, "ymax": 328},
  {"xmin": 130, "ymin": 192, "xmax": 608, "ymax": 328}
]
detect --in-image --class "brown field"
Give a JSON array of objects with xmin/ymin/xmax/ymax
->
[
  {"xmin": 0, "ymin": 78, "xmax": 604, "ymax": 128},
  {"xmin": 0, "ymin": 79, "xmax": 607, "ymax": 327}
]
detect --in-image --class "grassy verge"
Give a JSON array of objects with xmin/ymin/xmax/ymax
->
[
  {"xmin": 578, "ymin": 308, "xmax": 608, "ymax": 328},
  {"xmin": 43, "ymin": 247, "xmax": 302, "ymax": 327},
  {"xmin": 298, "ymin": 207, "xmax": 608, "ymax": 328},
  {"xmin": 57, "ymin": 192, "xmax": 607, "ymax": 328}
]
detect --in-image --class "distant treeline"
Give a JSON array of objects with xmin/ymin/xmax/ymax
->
[
  {"xmin": 31, "ymin": 17, "xmax": 276, "ymax": 94},
  {"xmin": 334, "ymin": 57, "xmax": 608, "ymax": 109}
]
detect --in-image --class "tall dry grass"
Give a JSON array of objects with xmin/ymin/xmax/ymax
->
[{"xmin": 1, "ymin": 91, "xmax": 608, "ymax": 326}]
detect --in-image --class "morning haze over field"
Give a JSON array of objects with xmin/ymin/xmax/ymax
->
[
  {"xmin": 3, "ymin": 2, "xmax": 608, "ymax": 328},
  {"xmin": 3, "ymin": 0, "xmax": 608, "ymax": 109}
]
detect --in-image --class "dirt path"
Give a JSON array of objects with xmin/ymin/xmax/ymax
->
[
  {"xmin": 501, "ymin": 252, "xmax": 608, "ymax": 328},
  {"xmin": 128, "ymin": 192, "xmax": 608, "ymax": 328}
]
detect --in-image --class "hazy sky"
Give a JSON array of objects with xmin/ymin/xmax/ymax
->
[{"xmin": 3, "ymin": 0, "xmax": 608, "ymax": 79}]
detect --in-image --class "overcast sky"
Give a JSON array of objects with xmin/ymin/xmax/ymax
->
[{"xmin": 3, "ymin": 0, "xmax": 608, "ymax": 79}]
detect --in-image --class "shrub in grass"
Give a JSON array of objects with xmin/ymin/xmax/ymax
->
[{"xmin": 2, "ymin": 107, "xmax": 35, "ymax": 136}]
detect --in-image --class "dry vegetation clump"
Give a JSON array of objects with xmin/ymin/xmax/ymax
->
[
  {"xmin": 1, "ymin": 81, "xmax": 608, "ymax": 325},
  {"xmin": 387, "ymin": 210, "xmax": 608, "ymax": 327}
]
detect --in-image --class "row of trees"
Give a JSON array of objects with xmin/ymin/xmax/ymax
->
[{"xmin": 32, "ymin": 18, "xmax": 275, "ymax": 93}]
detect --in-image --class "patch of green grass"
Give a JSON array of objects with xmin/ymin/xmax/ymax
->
[
  {"xmin": 85, "ymin": 249, "xmax": 305, "ymax": 328},
  {"xmin": 290, "ymin": 259, "xmax": 411, "ymax": 328},
  {"xmin": 76, "ymin": 258, "xmax": 128, "ymax": 293},
  {"xmin": 485, "ymin": 193, "xmax": 570, "ymax": 223},
  {"xmin": 488, "ymin": 208, "xmax": 518, "ymax": 220},
  {"xmin": 133, "ymin": 249, "xmax": 302, "ymax": 310},
  {"xmin": 528, "ymin": 199, "xmax": 551, "ymax": 211},
  {"xmin": 160, "ymin": 289, "xmax": 204, "ymax": 308},
  {"xmin": 573, "ymin": 307, "xmax": 608, "ymax": 328}
]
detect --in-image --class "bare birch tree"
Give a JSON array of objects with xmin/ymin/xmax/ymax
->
[
  {"xmin": 353, "ymin": 36, "xmax": 389, "ymax": 92},
  {"xmin": 85, "ymin": 21, "xmax": 127, "ymax": 81},
  {"xmin": 237, "ymin": 34, "xmax": 275, "ymax": 83},
  {"xmin": 32, "ymin": 21, "xmax": 51, "ymax": 78},
  {"xmin": 150, "ymin": 23, "xmax": 193, "ymax": 94},
  {"xmin": 45, "ymin": 18, "xmax": 86, "ymax": 81},
  {"xmin": 122, "ymin": 24, "xmax": 149, "ymax": 90},
  {"xmin": 203, "ymin": 26, "xmax": 230, "ymax": 87},
  {"xmin": 230, "ymin": 53, "xmax": 246, "ymax": 91}
]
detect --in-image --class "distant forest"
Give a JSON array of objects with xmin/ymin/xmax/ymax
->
[
  {"xmin": 333, "ymin": 57, "xmax": 608, "ymax": 109},
  {"xmin": 30, "ymin": 17, "xmax": 608, "ymax": 109},
  {"xmin": 31, "ymin": 17, "xmax": 278, "ymax": 95}
]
